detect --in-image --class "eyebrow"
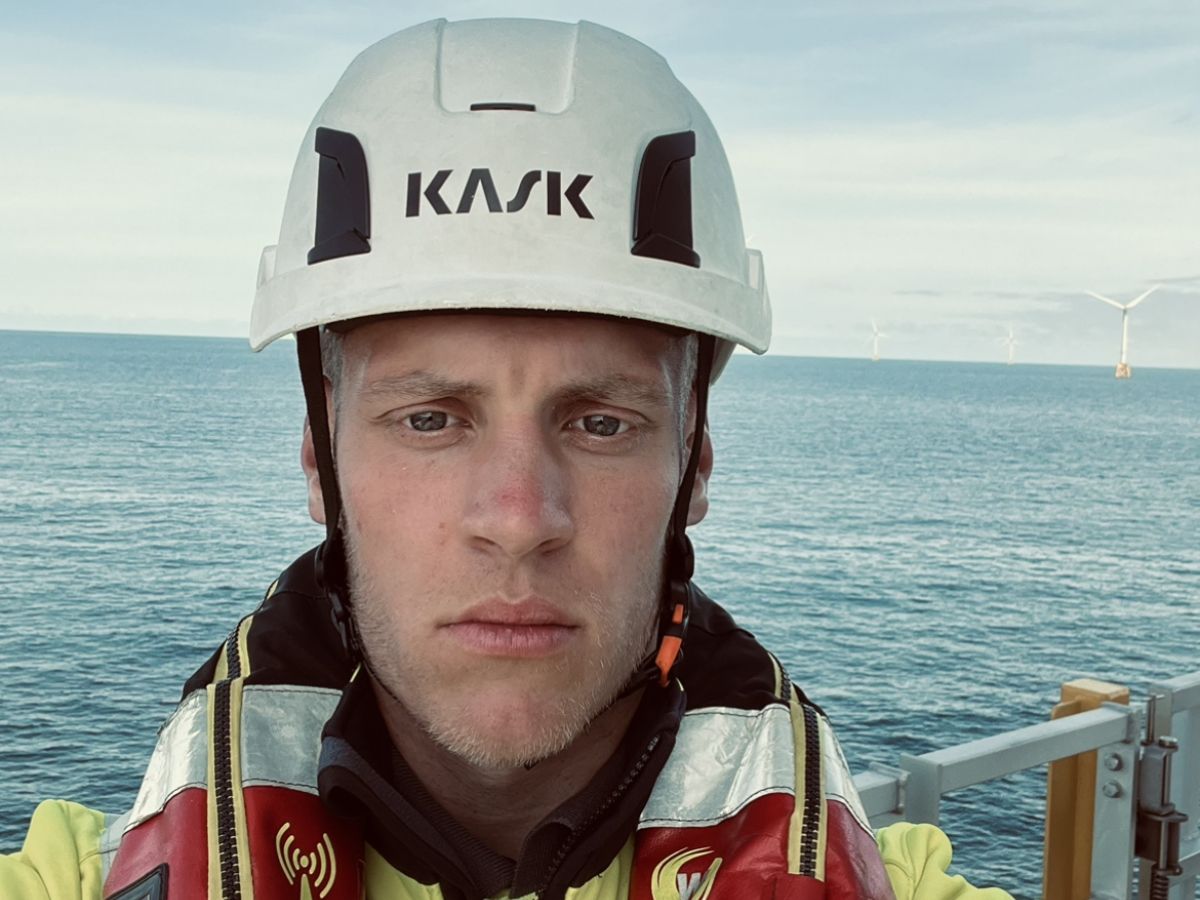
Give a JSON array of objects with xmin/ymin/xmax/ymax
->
[
  {"xmin": 357, "ymin": 371, "xmax": 670, "ymax": 409},
  {"xmin": 553, "ymin": 374, "xmax": 671, "ymax": 410},
  {"xmin": 358, "ymin": 371, "xmax": 484, "ymax": 402}
]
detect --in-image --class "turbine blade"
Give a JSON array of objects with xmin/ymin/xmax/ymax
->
[
  {"xmin": 1085, "ymin": 290, "xmax": 1126, "ymax": 311},
  {"xmin": 1125, "ymin": 285, "xmax": 1160, "ymax": 309}
]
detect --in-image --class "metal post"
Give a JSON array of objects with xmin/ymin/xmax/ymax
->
[
  {"xmin": 1089, "ymin": 704, "xmax": 1140, "ymax": 900},
  {"xmin": 859, "ymin": 763, "xmax": 907, "ymax": 828},
  {"xmin": 899, "ymin": 753, "xmax": 943, "ymax": 825}
]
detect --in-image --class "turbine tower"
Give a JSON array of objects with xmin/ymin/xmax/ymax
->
[
  {"xmin": 869, "ymin": 319, "xmax": 888, "ymax": 362},
  {"xmin": 1084, "ymin": 286, "xmax": 1159, "ymax": 379},
  {"xmin": 999, "ymin": 324, "xmax": 1017, "ymax": 365}
]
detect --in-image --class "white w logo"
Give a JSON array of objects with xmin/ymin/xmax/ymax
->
[
  {"xmin": 650, "ymin": 847, "xmax": 723, "ymax": 900},
  {"xmin": 275, "ymin": 822, "xmax": 337, "ymax": 899},
  {"xmin": 677, "ymin": 870, "xmax": 706, "ymax": 900}
]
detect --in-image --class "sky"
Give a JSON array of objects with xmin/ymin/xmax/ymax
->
[{"xmin": 2, "ymin": 1, "xmax": 1197, "ymax": 368}]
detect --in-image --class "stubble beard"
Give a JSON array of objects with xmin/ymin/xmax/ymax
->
[{"xmin": 344, "ymin": 528, "xmax": 663, "ymax": 770}]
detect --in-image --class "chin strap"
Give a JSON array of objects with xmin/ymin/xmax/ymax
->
[
  {"xmin": 651, "ymin": 334, "xmax": 715, "ymax": 686},
  {"xmin": 297, "ymin": 327, "xmax": 359, "ymax": 659}
]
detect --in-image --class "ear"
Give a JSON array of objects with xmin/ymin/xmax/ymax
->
[
  {"xmin": 300, "ymin": 415, "xmax": 326, "ymax": 525},
  {"xmin": 686, "ymin": 424, "xmax": 714, "ymax": 527}
]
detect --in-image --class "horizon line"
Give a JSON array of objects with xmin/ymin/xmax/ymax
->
[{"xmin": 1, "ymin": 325, "xmax": 1196, "ymax": 373}]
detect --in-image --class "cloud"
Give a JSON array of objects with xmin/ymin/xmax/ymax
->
[
  {"xmin": 1154, "ymin": 274, "xmax": 1200, "ymax": 293},
  {"xmin": 0, "ymin": 81, "xmax": 299, "ymax": 325},
  {"xmin": 725, "ymin": 115, "xmax": 1198, "ymax": 298}
]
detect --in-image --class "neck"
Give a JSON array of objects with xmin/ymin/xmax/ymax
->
[{"xmin": 370, "ymin": 678, "xmax": 644, "ymax": 859}]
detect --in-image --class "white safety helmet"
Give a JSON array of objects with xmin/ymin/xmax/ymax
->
[{"xmin": 250, "ymin": 17, "xmax": 771, "ymax": 376}]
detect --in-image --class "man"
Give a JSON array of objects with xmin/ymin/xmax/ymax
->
[{"xmin": 3, "ymin": 19, "xmax": 1009, "ymax": 900}]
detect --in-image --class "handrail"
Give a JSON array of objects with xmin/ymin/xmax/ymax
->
[
  {"xmin": 851, "ymin": 670, "xmax": 1200, "ymax": 899},
  {"xmin": 852, "ymin": 704, "xmax": 1136, "ymax": 821},
  {"xmin": 1151, "ymin": 671, "xmax": 1200, "ymax": 711}
]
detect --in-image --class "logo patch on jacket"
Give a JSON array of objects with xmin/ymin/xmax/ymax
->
[
  {"xmin": 276, "ymin": 822, "xmax": 338, "ymax": 899},
  {"xmin": 651, "ymin": 847, "xmax": 723, "ymax": 900}
]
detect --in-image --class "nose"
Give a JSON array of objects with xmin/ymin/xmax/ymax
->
[{"xmin": 462, "ymin": 424, "xmax": 574, "ymax": 562}]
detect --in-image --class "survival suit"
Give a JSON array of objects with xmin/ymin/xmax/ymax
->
[{"xmin": 1, "ymin": 549, "xmax": 1009, "ymax": 899}]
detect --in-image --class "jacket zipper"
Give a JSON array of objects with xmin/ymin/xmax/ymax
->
[
  {"xmin": 535, "ymin": 734, "xmax": 662, "ymax": 897},
  {"xmin": 214, "ymin": 628, "xmax": 244, "ymax": 899},
  {"xmin": 798, "ymin": 702, "xmax": 821, "ymax": 878},
  {"xmin": 776, "ymin": 653, "xmax": 821, "ymax": 879}
]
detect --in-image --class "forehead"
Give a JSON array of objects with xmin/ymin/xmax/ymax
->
[{"xmin": 340, "ymin": 313, "xmax": 681, "ymax": 386}]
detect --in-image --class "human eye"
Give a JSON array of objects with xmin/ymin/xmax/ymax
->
[
  {"xmin": 406, "ymin": 410, "xmax": 451, "ymax": 432},
  {"xmin": 570, "ymin": 413, "xmax": 630, "ymax": 437}
]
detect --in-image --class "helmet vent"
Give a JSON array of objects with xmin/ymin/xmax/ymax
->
[
  {"xmin": 307, "ymin": 127, "xmax": 371, "ymax": 266},
  {"xmin": 631, "ymin": 131, "xmax": 699, "ymax": 269},
  {"xmin": 469, "ymin": 102, "xmax": 537, "ymax": 112}
]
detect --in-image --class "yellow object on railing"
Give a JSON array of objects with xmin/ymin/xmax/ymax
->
[{"xmin": 1042, "ymin": 678, "xmax": 1130, "ymax": 900}]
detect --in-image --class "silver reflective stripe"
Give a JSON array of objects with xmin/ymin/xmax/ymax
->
[
  {"xmin": 240, "ymin": 685, "xmax": 341, "ymax": 793},
  {"xmin": 96, "ymin": 690, "xmax": 210, "ymax": 880},
  {"xmin": 639, "ymin": 704, "xmax": 795, "ymax": 829},
  {"xmin": 819, "ymin": 715, "xmax": 872, "ymax": 835},
  {"xmin": 101, "ymin": 684, "xmax": 342, "ymax": 846},
  {"xmin": 127, "ymin": 689, "xmax": 209, "ymax": 828}
]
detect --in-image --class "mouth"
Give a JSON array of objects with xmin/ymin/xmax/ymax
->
[{"xmin": 442, "ymin": 598, "xmax": 579, "ymax": 658}]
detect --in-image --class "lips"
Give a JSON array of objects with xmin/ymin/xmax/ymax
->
[
  {"xmin": 452, "ymin": 598, "xmax": 576, "ymax": 627},
  {"xmin": 443, "ymin": 598, "xmax": 578, "ymax": 657}
]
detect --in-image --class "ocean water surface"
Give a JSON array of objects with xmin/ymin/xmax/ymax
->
[{"xmin": 1, "ymin": 330, "xmax": 1197, "ymax": 897}]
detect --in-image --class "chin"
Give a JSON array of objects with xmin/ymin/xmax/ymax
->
[{"xmin": 426, "ymin": 690, "xmax": 598, "ymax": 769}]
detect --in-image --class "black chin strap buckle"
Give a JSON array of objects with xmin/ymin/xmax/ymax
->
[
  {"xmin": 328, "ymin": 585, "xmax": 356, "ymax": 658},
  {"xmin": 315, "ymin": 534, "xmax": 358, "ymax": 659}
]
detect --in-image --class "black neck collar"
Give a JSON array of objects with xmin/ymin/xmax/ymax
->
[{"xmin": 317, "ymin": 672, "xmax": 685, "ymax": 900}]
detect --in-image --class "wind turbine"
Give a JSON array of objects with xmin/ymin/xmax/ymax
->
[
  {"xmin": 869, "ymin": 319, "xmax": 887, "ymax": 362},
  {"xmin": 1084, "ymin": 286, "xmax": 1159, "ymax": 378},
  {"xmin": 998, "ymin": 324, "xmax": 1018, "ymax": 365}
]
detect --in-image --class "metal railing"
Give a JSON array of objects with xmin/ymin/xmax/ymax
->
[{"xmin": 852, "ymin": 670, "xmax": 1200, "ymax": 899}]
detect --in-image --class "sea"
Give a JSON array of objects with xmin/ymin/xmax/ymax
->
[{"xmin": 1, "ymin": 329, "xmax": 1197, "ymax": 897}]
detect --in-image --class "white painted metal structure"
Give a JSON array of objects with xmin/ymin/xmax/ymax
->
[
  {"xmin": 853, "ymin": 670, "xmax": 1200, "ymax": 899},
  {"xmin": 1000, "ymin": 324, "xmax": 1017, "ymax": 365},
  {"xmin": 870, "ymin": 319, "xmax": 887, "ymax": 362},
  {"xmin": 1085, "ymin": 287, "xmax": 1160, "ymax": 378}
]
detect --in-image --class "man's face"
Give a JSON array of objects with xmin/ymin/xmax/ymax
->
[{"xmin": 306, "ymin": 313, "xmax": 706, "ymax": 768}]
